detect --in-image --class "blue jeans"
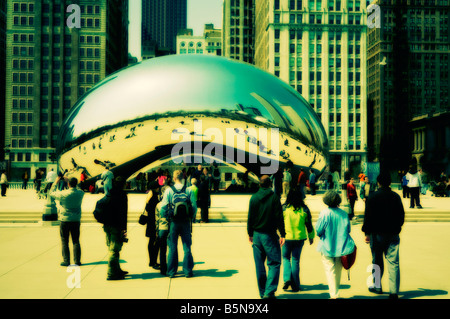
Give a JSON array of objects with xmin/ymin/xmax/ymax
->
[
  {"xmin": 282, "ymin": 240, "xmax": 304, "ymax": 289},
  {"xmin": 167, "ymin": 221, "xmax": 193, "ymax": 277},
  {"xmin": 252, "ymin": 231, "xmax": 281, "ymax": 298},
  {"xmin": 369, "ymin": 234, "xmax": 400, "ymax": 294}
]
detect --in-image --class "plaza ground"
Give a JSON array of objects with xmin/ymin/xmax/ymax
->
[{"xmin": 0, "ymin": 221, "xmax": 448, "ymax": 299}]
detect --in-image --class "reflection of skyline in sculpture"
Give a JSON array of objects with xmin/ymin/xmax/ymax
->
[{"xmin": 57, "ymin": 55, "xmax": 328, "ymax": 182}]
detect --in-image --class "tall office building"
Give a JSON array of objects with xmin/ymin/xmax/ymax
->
[
  {"xmin": 222, "ymin": 0, "xmax": 255, "ymax": 64},
  {"xmin": 367, "ymin": 0, "xmax": 450, "ymax": 173},
  {"xmin": 254, "ymin": 0, "xmax": 369, "ymax": 177},
  {"xmin": 0, "ymin": 0, "xmax": 6, "ymax": 161},
  {"xmin": 4, "ymin": 0, "xmax": 128, "ymax": 180},
  {"xmin": 142, "ymin": 0, "xmax": 187, "ymax": 54}
]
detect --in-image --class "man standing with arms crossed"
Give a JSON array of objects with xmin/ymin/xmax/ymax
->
[
  {"xmin": 247, "ymin": 175, "xmax": 286, "ymax": 299},
  {"xmin": 362, "ymin": 172, "xmax": 405, "ymax": 299}
]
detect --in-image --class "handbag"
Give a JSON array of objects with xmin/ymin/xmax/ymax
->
[
  {"xmin": 341, "ymin": 246, "xmax": 357, "ymax": 280},
  {"xmin": 341, "ymin": 246, "xmax": 357, "ymax": 270}
]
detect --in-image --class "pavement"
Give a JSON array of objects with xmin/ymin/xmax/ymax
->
[
  {"xmin": 0, "ymin": 188, "xmax": 449, "ymax": 301},
  {"xmin": 0, "ymin": 221, "xmax": 449, "ymax": 300}
]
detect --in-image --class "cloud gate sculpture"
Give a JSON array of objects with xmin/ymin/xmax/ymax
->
[{"xmin": 57, "ymin": 55, "xmax": 329, "ymax": 183}]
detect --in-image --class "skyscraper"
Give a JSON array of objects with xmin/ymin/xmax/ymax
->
[
  {"xmin": 4, "ymin": 0, "xmax": 128, "ymax": 180},
  {"xmin": 142, "ymin": 0, "xmax": 187, "ymax": 54},
  {"xmin": 222, "ymin": 0, "xmax": 255, "ymax": 64},
  {"xmin": 0, "ymin": 0, "xmax": 6, "ymax": 161},
  {"xmin": 367, "ymin": 0, "xmax": 450, "ymax": 172},
  {"xmin": 254, "ymin": 0, "xmax": 369, "ymax": 177}
]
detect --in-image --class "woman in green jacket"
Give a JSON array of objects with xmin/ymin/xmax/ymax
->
[{"xmin": 282, "ymin": 189, "xmax": 315, "ymax": 292}]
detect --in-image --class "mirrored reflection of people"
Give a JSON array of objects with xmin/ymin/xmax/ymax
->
[
  {"xmin": 315, "ymin": 190, "xmax": 356, "ymax": 299},
  {"xmin": 49, "ymin": 176, "xmax": 85, "ymax": 267},
  {"xmin": 346, "ymin": 177, "xmax": 358, "ymax": 220},
  {"xmin": 406, "ymin": 165, "xmax": 422, "ymax": 209},
  {"xmin": 247, "ymin": 175, "xmax": 286, "ymax": 299},
  {"xmin": 282, "ymin": 189, "xmax": 315, "ymax": 292},
  {"xmin": 0, "ymin": 170, "xmax": 8, "ymax": 197},
  {"xmin": 362, "ymin": 173, "xmax": 405, "ymax": 299},
  {"xmin": 100, "ymin": 177, "xmax": 129, "ymax": 280}
]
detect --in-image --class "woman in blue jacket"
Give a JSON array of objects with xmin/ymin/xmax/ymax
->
[
  {"xmin": 316, "ymin": 190, "xmax": 355, "ymax": 299},
  {"xmin": 282, "ymin": 190, "xmax": 315, "ymax": 292}
]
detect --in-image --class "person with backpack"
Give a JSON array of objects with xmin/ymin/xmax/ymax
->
[
  {"xmin": 159, "ymin": 170, "xmax": 197, "ymax": 278},
  {"xmin": 282, "ymin": 189, "xmax": 315, "ymax": 292}
]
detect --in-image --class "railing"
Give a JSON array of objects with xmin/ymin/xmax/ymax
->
[{"xmin": 5, "ymin": 182, "xmax": 35, "ymax": 190}]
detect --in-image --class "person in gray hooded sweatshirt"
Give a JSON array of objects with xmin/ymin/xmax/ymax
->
[{"xmin": 247, "ymin": 175, "xmax": 286, "ymax": 299}]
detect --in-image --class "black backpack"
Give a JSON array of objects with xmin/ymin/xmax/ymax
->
[
  {"xmin": 93, "ymin": 195, "xmax": 111, "ymax": 224},
  {"xmin": 170, "ymin": 185, "xmax": 192, "ymax": 221}
]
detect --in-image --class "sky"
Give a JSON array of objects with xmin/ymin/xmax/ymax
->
[{"xmin": 128, "ymin": 0, "xmax": 223, "ymax": 60}]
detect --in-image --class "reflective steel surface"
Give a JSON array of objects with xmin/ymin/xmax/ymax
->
[{"xmin": 57, "ymin": 55, "xmax": 328, "ymax": 181}]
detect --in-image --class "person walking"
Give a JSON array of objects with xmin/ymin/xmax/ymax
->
[
  {"xmin": 346, "ymin": 177, "xmax": 358, "ymax": 220},
  {"xmin": 101, "ymin": 165, "xmax": 114, "ymax": 196},
  {"xmin": 406, "ymin": 165, "xmax": 422, "ymax": 208},
  {"xmin": 362, "ymin": 173, "xmax": 405, "ymax": 299},
  {"xmin": 0, "ymin": 170, "xmax": 8, "ymax": 197},
  {"xmin": 95, "ymin": 176, "xmax": 129, "ymax": 280},
  {"xmin": 401, "ymin": 171, "xmax": 409, "ymax": 199},
  {"xmin": 49, "ymin": 176, "xmax": 85, "ymax": 267},
  {"xmin": 315, "ymin": 190, "xmax": 356, "ymax": 299},
  {"xmin": 297, "ymin": 168, "xmax": 307, "ymax": 199},
  {"xmin": 309, "ymin": 169, "xmax": 317, "ymax": 196},
  {"xmin": 197, "ymin": 175, "xmax": 210, "ymax": 223},
  {"xmin": 22, "ymin": 171, "xmax": 29, "ymax": 190},
  {"xmin": 139, "ymin": 181, "xmax": 160, "ymax": 269},
  {"xmin": 282, "ymin": 168, "xmax": 292, "ymax": 198},
  {"xmin": 187, "ymin": 178, "xmax": 199, "ymax": 222},
  {"xmin": 360, "ymin": 176, "xmax": 374, "ymax": 205},
  {"xmin": 34, "ymin": 169, "xmax": 43, "ymax": 193},
  {"xmin": 247, "ymin": 175, "xmax": 286, "ymax": 299},
  {"xmin": 159, "ymin": 170, "xmax": 197, "ymax": 278},
  {"xmin": 282, "ymin": 189, "xmax": 315, "ymax": 292}
]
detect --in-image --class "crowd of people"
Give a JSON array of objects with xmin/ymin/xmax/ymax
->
[
  {"xmin": 247, "ymin": 171, "xmax": 404, "ymax": 300},
  {"xmin": 42, "ymin": 161, "xmax": 413, "ymax": 299}
]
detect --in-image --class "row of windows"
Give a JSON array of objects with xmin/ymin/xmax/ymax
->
[
  {"xmin": 12, "ymin": 86, "xmax": 33, "ymax": 96},
  {"xmin": 11, "ymin": 126, "xmax": 33, "ymax": 136},
  {"xmin": 12, "ymin": 59, "xmax": 33, "ymax": 70},
  {"xmin": 79, "ymin": 48, "xmax": 101, "ymax": 58},
  {"xmin": 12, "ymin": 46, "xmax": 34, "ymax": 57},
  {"xmin": 9, "ymin": 152, "xmax": 34, "ymax": 162},
  {"xmin": 40, "ymin": 86, "xmax": 72, "ymax": 96},
  {"xmin": 12, "ymin": 34, "xmax": 34, "ymax": 43},
  {"xmin": 305, "ymin": 84, "xmax": 362, "ymax": 96},
  {"xmin": 12, "ymin": 16, "xmax": 34, "ymax": 27},
  {"xmin": 13, "ymin": 3, "xmax": 34, "ymax": 13},
  {"xmin": 11, "ymin": 112, "xmax": 33, "ymax": 123}
]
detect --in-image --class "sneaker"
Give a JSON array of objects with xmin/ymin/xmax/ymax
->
[
  {"xmin": 282, "ymin": 281, "xmax": 291, "ymax": 290},
  {"xmin": 60, "ymin": 262, "xmax": 70, "ymax": 267}
]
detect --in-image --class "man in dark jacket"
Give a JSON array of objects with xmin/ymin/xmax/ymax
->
[
  {"xmin": 96, "ymin": 176, "xmax": 128, "ymax": 280},
  {"xmin": 362, "ymin": 172, "xmax": 405, "ymax": 299},
  {"xmin": 247, "ymin": 175, "xmax": 286, "ymax": 299}
]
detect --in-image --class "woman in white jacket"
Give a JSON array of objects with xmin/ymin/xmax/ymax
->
[{"xmin": 406, "ymin": 165, "xmax": 422, "ymax": 209}]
